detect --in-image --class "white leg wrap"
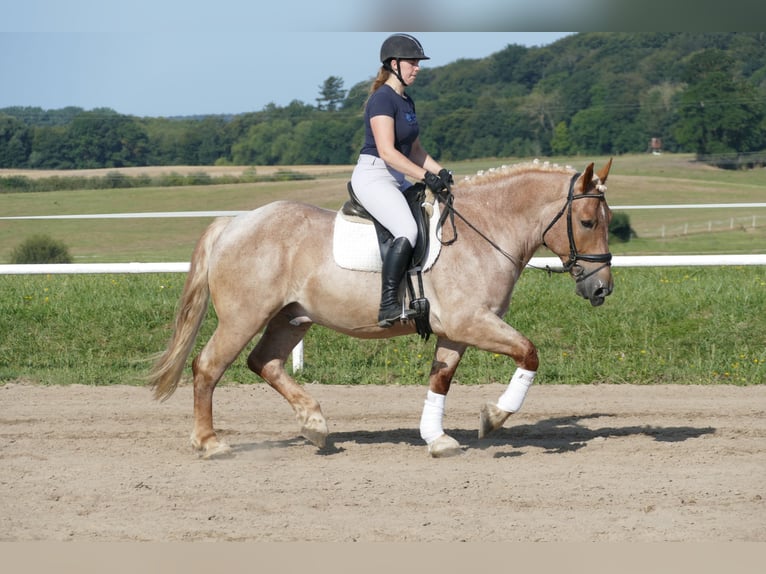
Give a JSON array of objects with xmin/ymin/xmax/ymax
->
[
  {"xmin": 419, "ymin": 390, "xmax": 446, "ymax": 444},
  {"xmin": 496, "ymin": 368, "xmax": 536, "ymax": 413}
]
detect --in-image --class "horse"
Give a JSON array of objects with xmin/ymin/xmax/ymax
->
[{"xmin": 148, "ymin": 159, "xmax": 614, "ymax": 458}]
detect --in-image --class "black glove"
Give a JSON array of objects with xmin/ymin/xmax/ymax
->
[
  {"xmin": 424, "ymin": 171, "xmax": 444, "ymax": 194},
  {"xmin": 437, "ymin": 168, "xmax": 454, "ymax": 192}
]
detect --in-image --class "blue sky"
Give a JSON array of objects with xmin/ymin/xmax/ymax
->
[{"xmin": 1, "ymin": 1, "xmax": 573, "ymax": 117}]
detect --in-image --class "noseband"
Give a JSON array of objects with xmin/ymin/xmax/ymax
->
[{"xmin": 541, "ymin": 172, "xmax": 612, "ymax": 282}]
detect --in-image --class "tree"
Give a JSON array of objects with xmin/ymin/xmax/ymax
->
[
  {"xmin": 550, "ymin": 121, "xmax": 575, "ymax": 155},
  {"xmin": 67, "ymin": 110, "xmax": 149, "ymax": 168},
  {"xmin": 316, "ymin": 76, "xmax": 346, "ymax": 111},
  {"xmin": 231, "ymin": 119, "xmax": 293, "ymax": 165},
  {"xmin": 672, "ymin": 49, "xmax": 766, "ymax": 157},
  {"xmin": 0, "ymin": 114, "xmax": 32, "ymax": 167}
]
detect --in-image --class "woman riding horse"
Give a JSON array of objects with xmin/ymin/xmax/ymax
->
[
  {"xmin": 148, "ymin": 154, "xmax": 614, "ymax": 458},
  {"xmin": 350, "ymin": 33, "xmax": 454, "ymax": 329}
]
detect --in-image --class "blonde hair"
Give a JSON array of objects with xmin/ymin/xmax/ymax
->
[
  {"xmin": 362, "ymin": 66, "xmax": 392, "ymax": 108},
  {"xmin": 369, "ymin": 66, "xmax": 390, "ymax": 93}
]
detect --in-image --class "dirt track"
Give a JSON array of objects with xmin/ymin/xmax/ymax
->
[{"xmin": 1, "ymin": 382, "xmax": 764, "ymax": 542}]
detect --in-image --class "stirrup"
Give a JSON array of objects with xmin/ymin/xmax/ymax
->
[{"xmin": 378, "ymin": 306, "xmax": 416, "ymax": 328}]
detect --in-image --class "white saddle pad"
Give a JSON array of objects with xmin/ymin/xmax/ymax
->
[{"xmin": 332, "ymin": 202, "xmax": 442, "ymax": 272}]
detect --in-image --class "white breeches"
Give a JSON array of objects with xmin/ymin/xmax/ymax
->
[{"xmin": 350, "ymin": 154, "xmax": 418, "ymax": 247}]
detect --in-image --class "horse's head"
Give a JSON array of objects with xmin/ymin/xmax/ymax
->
[{"xmin": 542, "ymin": 159, "xmax": 614, "ymax": 307}]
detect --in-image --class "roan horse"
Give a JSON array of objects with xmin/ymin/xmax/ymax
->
[{"xmin": 149, "ymin": 159, "xmax": 614, "ymax": 458}]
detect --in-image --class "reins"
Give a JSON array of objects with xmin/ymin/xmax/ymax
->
[
  {"xmin": 435, "ymin": 189, "xmax": 521, "ymax": 266},
  {"xmin": 436, "ymin": 171, "xmax": 612, "ymax": 280}
]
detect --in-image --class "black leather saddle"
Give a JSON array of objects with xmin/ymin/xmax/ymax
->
[{"xmin": 342, "ymin": 182, "xmax": 431, "ymax": 267}]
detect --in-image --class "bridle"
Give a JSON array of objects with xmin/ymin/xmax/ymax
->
[
  {"xmin": 435, "ymin": 170, "xmax": 612, "ymax": 282},
  {"xmin": 540, "ymin": 172, "xmax": 613, "ymax": 282}
]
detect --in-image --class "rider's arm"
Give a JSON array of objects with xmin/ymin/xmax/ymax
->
[{"xmin": 371, "ymin": 115, "xmax": 443, "ymax": 182}]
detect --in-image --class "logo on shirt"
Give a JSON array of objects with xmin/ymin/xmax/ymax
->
[{"xmin": 405, "ymin": 111, "xmax": 417, "ymax": 125}]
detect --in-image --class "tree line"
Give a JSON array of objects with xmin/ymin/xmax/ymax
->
[{"xmin": 2, "ymin": 32, "xmax": 766, "ymax": 171}]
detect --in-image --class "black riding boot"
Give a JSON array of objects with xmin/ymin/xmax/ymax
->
[{"xmin": 378, "ymin": 237, "xmax": 416, "ymax": 328}]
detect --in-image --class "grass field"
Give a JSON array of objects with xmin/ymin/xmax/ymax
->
[
  {"xmin": 1, "ymin": 267, "xmax": 763, "ymax": 387},
  {"xmin": 1, "ymin": 153, "xmax": 764, "ymax": 387}
]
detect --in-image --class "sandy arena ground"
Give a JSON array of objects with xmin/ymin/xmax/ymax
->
[{"xmin": 1, "ymin": 382, "xmax": 764, "ymax": 542}]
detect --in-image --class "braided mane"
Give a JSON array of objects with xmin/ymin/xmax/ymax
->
[{"xmin": 460, "ymin": 159, "xmax": 575, "ymax": 185}]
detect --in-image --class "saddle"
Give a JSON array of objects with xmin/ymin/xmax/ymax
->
[
  {"xmin": 341, "ymin": 182, "xmax": 437, "ymax": 339},
  {"xmin": 342, "ymin": 182, "xmax": 432, "ymax": 266}
]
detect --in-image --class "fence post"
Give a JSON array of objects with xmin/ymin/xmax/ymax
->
[{"xmin": 292, "ymin": 340, "xmax": 304, "ymax": 371}]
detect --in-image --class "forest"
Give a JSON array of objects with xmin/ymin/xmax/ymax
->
[{"xmin": 2, "ymin": 32, "xmax": 766, "ymax": 170}]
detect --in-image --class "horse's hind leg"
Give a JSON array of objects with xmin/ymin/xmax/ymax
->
[
  {"xmin": 247, "ymin": 307, "xmax": 328, "ymax": 448},
  {"xmin": 191, "ymin": 325, "xmax": 255, "ymax": 458}
]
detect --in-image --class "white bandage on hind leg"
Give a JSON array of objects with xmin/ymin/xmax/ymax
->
[
  {"xmin": 419, "ymin": 390, "xmax": 446, "ymax": 444},
  {"xmin": 496, "ymin": 368, "xmax": 536, "ymax": 413}
]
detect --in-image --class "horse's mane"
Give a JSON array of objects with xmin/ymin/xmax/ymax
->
[{"xmin": 459, "ymin": 159, "xmax": 575, "ymax": 186}]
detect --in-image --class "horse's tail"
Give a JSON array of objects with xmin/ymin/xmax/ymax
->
[{"xmin": 148, "ymin": 217, "xmax": 232, "ymax": 402}]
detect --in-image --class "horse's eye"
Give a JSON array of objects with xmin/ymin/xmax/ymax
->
[{"xmin": 581, "ymin": 219, "xmax": 595, "ymax": 229}]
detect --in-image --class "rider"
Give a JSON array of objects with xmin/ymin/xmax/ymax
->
[{"xmin": 350, "ymin": 33, "xmax": 453, "ymax": 328}]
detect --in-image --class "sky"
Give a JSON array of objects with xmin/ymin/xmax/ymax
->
[{"xmin": 0, "ymin": 2, "xmax": 580, "ymax": 117}]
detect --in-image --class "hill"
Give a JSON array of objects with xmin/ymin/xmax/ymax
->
[{"xmin": 1, "ymin": 33, "xmax": 765, "ymax": 169}]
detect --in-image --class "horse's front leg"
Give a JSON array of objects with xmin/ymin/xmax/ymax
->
[
  {"xmin": 420, "ymin": 338, "xmax": 467, "ymax": 458},
  {"xmin": 469, "ymin": 314, "xmax": 540, "ymax": 439},
  {"xmin": 442, "ymin": 309, "xmax": 540, "ymax": 440}
]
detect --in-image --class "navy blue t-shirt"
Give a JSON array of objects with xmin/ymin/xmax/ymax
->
[{"xmin": 359, "ymin": 84, "xmax": 419, "ymax": 159}]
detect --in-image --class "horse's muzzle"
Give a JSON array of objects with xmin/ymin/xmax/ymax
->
[
  {"xmin": 574, "ymin": 265, "xmax": 613, "ymax": 307},
  {"xmin": 577, "ymin": 278, "xmax": 613, "ymax": 307}
]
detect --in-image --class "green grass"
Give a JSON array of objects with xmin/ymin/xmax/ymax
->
[
  {"xmin": 1, "ymin": 268, "xmax": 763, "ymax": 387},
  {"xmin": 1, "ymin": 153, "xmax": 764, "ymax": 387}
]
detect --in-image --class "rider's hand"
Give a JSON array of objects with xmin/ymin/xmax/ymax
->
[
  {"xmin": 437, "ymin": 168, "xmax": 454, "ymax": 193},
  {"xmin": 424, "ymin": 171, "xmax": 445, "ymax": 194}
]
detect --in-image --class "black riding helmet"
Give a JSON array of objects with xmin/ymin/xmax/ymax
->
[{"xmin": 380, "ymin": 33, "xmax": 429, "ymax": 87}]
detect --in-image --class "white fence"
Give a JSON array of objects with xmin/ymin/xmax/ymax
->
[
  {"xmin": 2, "ymin": 254, "xmax": 766, "ymax": 276},
  {"xmin": 3, "ymin": 204, "xmax": 764, "ymax": 370}
]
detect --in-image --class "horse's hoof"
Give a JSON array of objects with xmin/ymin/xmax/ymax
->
[
  {"xmin": 200, "ymin": 441, "xmax": 233, "ymax": 459},
  {"xmin": 190, "ymin": 432, "xmax": 233, "ymax": 459},
  {"xmin": 300, "ymin": 415, "xmax": 329, "ymax": 449},
  {"xmin": 427, "ymin": 434, "xmax": 462, "ymax": 458},
  {"xmin": 479, "ymin": 402, "xmax": 512, "ymax": 438}
]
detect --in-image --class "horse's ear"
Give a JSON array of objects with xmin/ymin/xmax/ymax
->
[
  {"xmin": 578, "ymin": 162, "xmax": 594, "ymax": 194},
  {"xmin": 597, "ymin": 158, "xmax": 613, "ymax": 184}
]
